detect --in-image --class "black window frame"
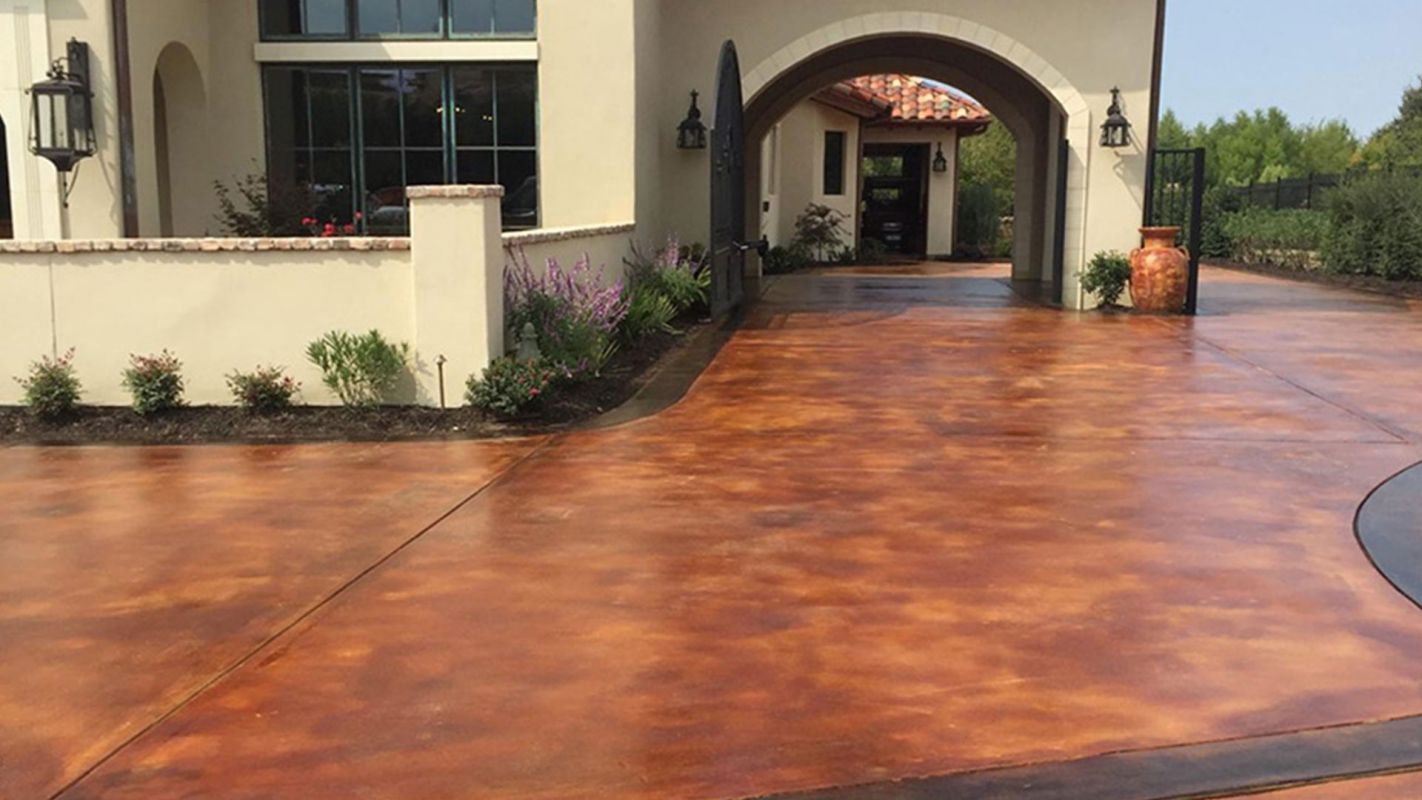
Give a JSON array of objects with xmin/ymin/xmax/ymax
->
[
  {"xmin": 261, "ymin": 61, "xmax": 540, "ymax": 232},
  {"xmin": 823, "ymin": 130, "xmax": 847, "ymax": 196},
  {"xmin": 259, "ymin": 0, "xmax": 538, "ymax": 41}
]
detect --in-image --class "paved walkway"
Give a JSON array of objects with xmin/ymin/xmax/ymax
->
[{"xmin": 5, "ymin": 265, "xmax": 1422, "ymax": 799}]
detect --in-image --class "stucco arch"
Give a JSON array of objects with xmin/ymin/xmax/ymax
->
[
  {"xmin": 150, "ymin": 42, "xmax": 208, "ymax": 236},
  {"xmin": 741, "ymin": 12, "xmax": 1090, "ymax": 136},
  {"xmin": 738, "ymin": 16, "xmax": 1093, "ymax": 296}
]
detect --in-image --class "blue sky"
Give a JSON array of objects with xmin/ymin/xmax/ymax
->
[{"xmin": 1161, "ymin": 0, "xmax": 1422, "ymax": 137}]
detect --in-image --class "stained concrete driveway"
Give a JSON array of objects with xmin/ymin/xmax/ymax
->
[{"xmin": 4, "ymin": 265, "xmax": 1422, "ymax": 799}]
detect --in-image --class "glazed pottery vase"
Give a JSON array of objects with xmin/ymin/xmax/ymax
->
[{"xmin": 1129, "ymin": 227, "xmax": 1189, "ymax": 314}]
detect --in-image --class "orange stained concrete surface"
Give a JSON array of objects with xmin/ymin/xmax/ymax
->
[{"xmin": 6, "ymin": 265, "xmax": 1422, "ymax": 799}]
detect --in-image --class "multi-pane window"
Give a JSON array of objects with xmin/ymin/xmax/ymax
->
[
  {"xmin": 263, "ymin": 64, "xmax": 538, "ymax": 232},
  {"xmin": 823, "ymin": 131, "xmax": 846, "ymax": 196},
  {"xmin": 260, "ymin": 0, "xmax": 537, "ymax": 39}
]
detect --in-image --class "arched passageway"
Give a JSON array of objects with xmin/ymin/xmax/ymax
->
[
  {"xmin": 151, "ymin": 43, "xmax": 207, "ymax": 237},
  {"xmin": 742, "ymin": 33, "xmax": 1076, "ymax": 297}
]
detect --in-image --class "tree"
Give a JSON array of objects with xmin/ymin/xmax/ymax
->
[
  {"xmin": 1362, "ymin": 77, "xmax": 1422, "ymax": 169},
  {"xmin": 957, "ymin": 122, "xmax": 1016, "ymax": 214},
  {"xmin": 1297, "ymin": 120, "xmax": 1360, "ymax": 175}
]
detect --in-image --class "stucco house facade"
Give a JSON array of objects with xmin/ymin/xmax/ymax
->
[
  {"xmin": 761, "ymin": 74, "xmax": 991, "ymax": 258},
  {"xmin": 1, "ymin": 0, "xmax": 1165, "ymax": 404}
]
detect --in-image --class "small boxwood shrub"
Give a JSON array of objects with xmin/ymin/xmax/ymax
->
[
  {"xmin": 1323, "ymin": 172, "xmax": 1422, "ymax": 280},
  {"xmin": 1081, "ymin": 250, "xmax": 1133, "ymax": 308},
  {"xmin": 467, "ymin": 357, "xmax": 556, "ymax": 417},
  {"xmin": 1220, "ymin": 208, "xmax": 1328, "ymax": 270},
  {"xmin": 306, "ymin": 330, "xmax": 411, "ymax": 407},
  {"xmin": 227, "ymin": 365, "xmax": 300, "ymax": 412},
  {"xmin": 15, "ymin": 348, "xmax": 82, "ymax": 419},
  {"xmin": 122, "ymin": 351, "xmax": 186, "ymax": 415}
]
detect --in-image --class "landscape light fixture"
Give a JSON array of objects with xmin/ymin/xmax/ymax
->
[
  {"xmin": 1099, "ymin": 86, "xmax": 1132, "ymax": 148},
  {"xmin": 677, "ymin": 90, "xmax": 708, "ymax": 150}
]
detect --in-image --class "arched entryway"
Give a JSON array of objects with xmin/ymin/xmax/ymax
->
[
  {"xmin": 0, "ymin": 114, "xmax": 13, "ymax": 240},
  {"xmin": 151, "ymin": 43, "xmax": 207, "ymax": 237},
  {"xmin": 740, "ymin": 27, "xmax": 1083, "ymax": 301}
]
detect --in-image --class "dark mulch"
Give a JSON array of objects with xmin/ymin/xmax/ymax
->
[
  {"xmin": 1, "ymin": 320, "xmax": 708, "ymax": 447},
  {"xmin": 1207, "ymin": 259, "xmax": 1422, "ymax": 300}
]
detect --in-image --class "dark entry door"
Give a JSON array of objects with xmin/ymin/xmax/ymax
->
[
  {"xmin": 860, "ymin": 143, "xmax": 928, "ymax": 256},
  {"xmin": 708, "ymin": 40, "xmax": 746, "ymax": 318}
]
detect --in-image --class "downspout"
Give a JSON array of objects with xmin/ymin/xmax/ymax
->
[{"xmin": 110, "ymin": 0, "xmax": 138, "ymax": 236}]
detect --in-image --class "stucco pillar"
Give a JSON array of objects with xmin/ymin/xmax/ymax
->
[{"xmin": 407, "ymin": 185, "xmax": 505, "ymax": 408}]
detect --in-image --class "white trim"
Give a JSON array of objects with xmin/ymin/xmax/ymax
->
[{"xmin": 253, "ymin": 40, "xmax": 538, "ymax": 64}]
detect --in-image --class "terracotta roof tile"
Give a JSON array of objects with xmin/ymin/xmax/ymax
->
[{"xmin": 843, "ymin": 74, "xmax": 990, "ymax": 124}]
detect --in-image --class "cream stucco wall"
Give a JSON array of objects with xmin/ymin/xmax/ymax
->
[
  {"xmin": 860, "ymin": 125, "xmax": 960, "ymax": 257},
  {"xmin": 1, "ymin": 211, "xmax": 636, "ymax": 407},
  {"xmin": 1, "ymin": 245, "xmax": 416, "ymax": 406},
  {"xmin": 759, "ymin": 99, "xmax": 861, "ymax": 250}
]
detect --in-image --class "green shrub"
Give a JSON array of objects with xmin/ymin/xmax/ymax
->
[
  {"xmin": 790, "ymin": 204, "xmax": 849, "ymax": 262},
  {"xmin": 1322, "ymin": 172, "xmax": 1422, "ymax": 280},
  {"xmin": 621, "ymin": 288, "xmax": 679, "ymax": 339},
  {"xmin": 1199, "ymin": 187, "xmax": 1245, "ymax": 259},
  {"xmin": 305, "ymin": 330, "xmax": 411, "ymax": 406},
  {"xmin": 466, "ymin": 357, "xmax": 556, "ymax": 417},
  {"xmin": 122, "ymin": 351, "xmax": 186, "ymax": 415},
  {"xmin": 1081, "ymin": 250, "xmax": 1133, "ymax": 307},
  {"xmin": 226, "ymin": 365, "xmax": 300, "ymax": 412},
  {"xmin": 956, "ymin": 183, "xmax": 1002, "ymax": 257},
  {"xmin": 762, "ymin": 245, "xmax": 809, "ymax": 274},
  {"xmin": 1219, "ymin": 208, "xmax": 1328, "ymax": 270},
  {"xmin": 15, "ymin": 348, "xmax": 82, "ymax": 419},
  {"xmin": 857, "ymin": 237, "xmax": 890, "ymax": 265}
]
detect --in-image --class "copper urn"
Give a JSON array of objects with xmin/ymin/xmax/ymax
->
[{"xmin": 1129, "ymin": 226, "xmax": 1189, "ymax": 314}]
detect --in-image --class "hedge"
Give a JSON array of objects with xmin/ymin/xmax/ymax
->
[
  {"xmin": 1219, "ymin": 208, "xmax": 1328, "ymax": 270},
  {"xmin": 1322, "ymin": 173, "xmax": 1422, "ymax": 280}
]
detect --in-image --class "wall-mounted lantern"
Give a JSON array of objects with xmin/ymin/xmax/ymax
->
[
  {"xmin": 932, "ymin": 142, "xmax": 949, "ymax": 173},
  {"xmin": 677, "ymin": 90, "xmax": 707, "ymax": 150},
  {"xmin": 1099, "ymin": 86, "xmax": 1132, "ymax": 149},
  {"xmin": 29, "ymin": 40, "xmax": 96, "ymax": 176}
]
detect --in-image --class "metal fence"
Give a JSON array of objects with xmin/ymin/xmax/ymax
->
[{"xmin": 1225, "ymin": 165, "xmax": 1422, "ymax": 211}]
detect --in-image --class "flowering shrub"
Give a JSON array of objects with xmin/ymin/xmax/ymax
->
[
  {"xmin": 226, "ymin": 365, "xmax": 301, "ymax": 412},
  {"xmin": 122, "ymin": 351, "xmax": 186, "ymax": 415},
  {"xmin": 505, "ymin": 249, "xmax": 629, "ymax": 379},
  {"xmin": 625, "ymin": 236, "xmax": 710, "ymax": 313},
  {"xmin": 466, "ymin": 357, "xmax": 556, "ymax": 417},
  {"xmin": 306, "ymin": 330, "xmax": 410, "ymax": 407},
  {"xmin": 15, "ymin": 349, "xmax": 82, "ymax": 419},
  {"xmin": 301, "ymin": 211, "xmax": 363, "ymax": 237}
]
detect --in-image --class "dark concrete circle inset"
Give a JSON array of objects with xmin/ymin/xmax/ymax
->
[{"xmin": 1357, "ymin": 461, "xmax": 1422, "ymax": 610}]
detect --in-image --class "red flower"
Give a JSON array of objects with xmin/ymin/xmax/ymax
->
[
  {"xmin": 302, "ymin": 217, "xmax": 316, "ymax": 226},
  {"xmin": 322, "ymin": 223, "xmax": 336, "ymax": 236},
  {"xmin": 342, "ymin": 223, "xmax": 356, "ymax": 235},
  {"xmin": 529, "ymin": 388, "xmax": 540, "ymax": 397},
  {"xmin": 354, "ymin": 211, "xmax": 364, "ymax": 220}
]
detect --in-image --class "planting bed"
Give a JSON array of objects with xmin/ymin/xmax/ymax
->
[{"xmin": 1, "ymin": 322, "xmax": 707, "ymax": 446}]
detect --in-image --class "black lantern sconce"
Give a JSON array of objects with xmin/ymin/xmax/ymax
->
[
  {"xmin": 29, "ymin": 39, "xmax": 96, "ymax": 202},
  {"xmin": 932, "ymin": 142, "xmax": 949, "ymax": 173},
  {"xmin": 1099, "ymin": 86, "xmax": 1132, "ymax": 149},
  {"xmin": 677, "ymin": 90, "xmax": 707, "ymax": 150}
]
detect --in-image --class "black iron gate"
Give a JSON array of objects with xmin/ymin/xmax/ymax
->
[
  {"xmin": 1144, "ymin": 147, "xmax": 1206, "ymax": 315},
  {"xmin": 708, "ymin": 40, "xmax": 746, "ymax": 318}
]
